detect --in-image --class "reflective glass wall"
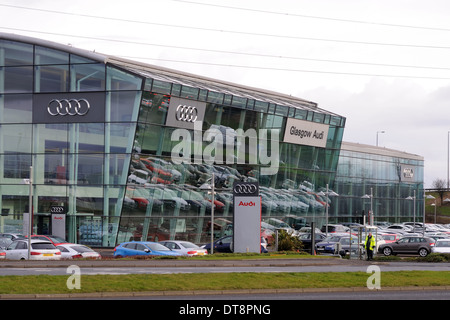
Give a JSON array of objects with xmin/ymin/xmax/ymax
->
[
  {"xmin": 117, "ymin": 76, "xmax": 345, "ymax": 245},
  {"xmin": 335, "ymin": 143, "xmax": 424, "ymax": 224},
  {"xmin": 0, "ymin": 38, "xmax": 142, "ymax": 246}
]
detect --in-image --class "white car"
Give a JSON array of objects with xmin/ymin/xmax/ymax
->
[
  {"xmin": 4, "ymin": 239, "xmax": 61, "ymax": 260},
  {"xmin": 56, "ymin": 243, "xmax": 102, "ymax": 259},
  {"xmin": 432, "ymin": 239, "xmax": 450, "ymax": 253},
  {"xmin": 159, "ymin": 240, "xmax": 208, "ymax": 256}
]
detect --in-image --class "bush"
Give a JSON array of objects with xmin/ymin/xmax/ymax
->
[
  {"xmin": 416, "ymin": 253, "xmax": 450, "ymax": 262},
  {"xmin": 277, "ymin": 230, "xmax": 303, "ymax": 251}
]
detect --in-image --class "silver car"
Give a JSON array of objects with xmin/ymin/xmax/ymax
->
[
  {"xmin": 4, "ymin": 239, "xmax": 62, "ymax": 260},
  {"xmin": 159, "ymin": 240, "xmax": 208, "ymax": 256}
]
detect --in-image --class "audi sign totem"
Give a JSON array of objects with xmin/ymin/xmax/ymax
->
[
  {"xmin": 32, "ymin": 92, "xmax": 105, "ymax": 123},
  {"xmin": 233, "ymin": 182, "xmax": 262, "ymax": 253}
]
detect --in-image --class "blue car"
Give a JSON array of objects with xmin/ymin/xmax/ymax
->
[{"xmin": 113, "ymin": 241, "xmax": 182, "ymax": 258}]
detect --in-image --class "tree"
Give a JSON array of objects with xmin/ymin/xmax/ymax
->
[{"xmin": 432, "ymin": 178, "xmax": 446, "ymax": 204}]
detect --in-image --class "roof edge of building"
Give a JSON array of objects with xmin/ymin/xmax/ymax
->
[{"xmin": 342, "ymin": 141, "xmax": 424, "ymax": 161}]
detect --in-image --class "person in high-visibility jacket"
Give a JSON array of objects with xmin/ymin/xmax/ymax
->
[{"xmin": 365, "ymin": 232, "xmax": 376, "ymax": 261}]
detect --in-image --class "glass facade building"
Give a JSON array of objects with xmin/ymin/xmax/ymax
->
[
  {"xmin": 335, "ymin": 142, "xmax": 424, "ymax": 224},
  {"xmin": 0, "ymin": 34, "xmax": 422, "ymax": 248}
]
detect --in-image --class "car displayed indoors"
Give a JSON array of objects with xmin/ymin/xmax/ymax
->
[
  {"xmin": 56, "ymin": 243, "xmax": 102, "ymax": 259},
  {"xmin": 113, "ymin": 241, "xmax": 182, "ymax": 258},
  {"xmin": 378, "ymin": 236, "xmax": 435, "ymax": 257},
  {"xmin": 159, "ymin": 240, "xmax": 208, "ymax": 256},
  {"xmin": 3, "ymin": 239, "xmax": 61, "ymax": 260},
  {"xmin": 431, "ymin": 239, "xmax": 450, "ymax": 253}
]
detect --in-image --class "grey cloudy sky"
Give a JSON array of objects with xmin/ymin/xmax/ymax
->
[{"xmin": 2, "ymin": 0, "xmax": 450, "ymax": 187}]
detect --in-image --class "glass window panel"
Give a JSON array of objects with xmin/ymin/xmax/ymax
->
[
  {"xmin": 108, "ymin": 154, "xmax": 129, "ymax": 185},
  {"xmin": 70, "ymin": 54, "xmax": 97, "ymax": 64},
  {"xmin": 107, "ymin": 66, "xmax": 142, "ymax": 91},
  {"xmin": 180, "ymin": 86, "xmax": 199, "ymax": 100},
  {"xmin": 138, "ymin": 92, "xmax": 168, "ymax": 125},
  {"xmin": 151, "ymin": 80, "xmax": 171, "ymax": 94},
  {"xmin": 0, "ymin": 94, "xmax": 32, "ymax": 123},
  {"xmin": 2, "ymin": 66, "xmax": 33, "ymax": 93},
  {"xmin": 70, "ymin": 63, "xmax": 105, "ymax": 91},
  {"xmin": 77, "ymin": 154, "xmax": 104, "ymax": 185},
  {"xmin": 35, "ymin": 46, "xmax": 69, "ymax": 65},
  {"xmin": 109, "ymin": 123, "xmax": 135, "ymax": 153},
  {"xmin": 2, "ymin": 153, "xmax": 31, "ymax": 179},
  {"xmin": 0, "ymin": 40, "xmax": 33, "ymax": 66},
  {"xmin": 254, "ymin": 101, "xmax": 268, "ymax": 113},
  {"xmin": 207, "ymin": 91, "xmax": 223, "ymax": 104},
  {"xmin": 109, "ymin": 91, "xmax": 141, "ymax": 122},
  {"xmin": 0, "ymin": 124, "xmax": 32, "ymax": 153},
  {"xmin": 43, "ymin": 153, "xmax": 68, "ymax": 185},
  {"xmin": 35, "ymin": 64, "xmax": 69, "ymax": 92}
]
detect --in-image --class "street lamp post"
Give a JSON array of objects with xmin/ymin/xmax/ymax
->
[
  {"xmin": 376, "ymin": 131, "xmax": 385, "ymax": 147},
  {"xmin": 361, "ymin": 187, "xmax": 373, "ymax": 225},
  {"xmin": 22, "ymin": 166, "xmax": 33, "ymax": 260},
  {"xmin": 406, "ymin": 190, "xmax": 416, "ymax": 233},
  {"xmin": 318, "ymin": 184, "xmax": 339, "ymax": 238}
]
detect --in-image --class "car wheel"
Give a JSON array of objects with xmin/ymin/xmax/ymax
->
[
  {"xmin": 418, "ymin": 248, "xmax": 429, "ymax": 257},
  {"xmin": 383, "ymin": 247, "xmax": 392, "ymax": 256}
]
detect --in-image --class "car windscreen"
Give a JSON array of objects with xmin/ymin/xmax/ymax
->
[
  {"xmin": 436, "ymin": 241, "xmax": 450, "ymax": 247},
  {"xmin": 180, "ymin": 242, "xmax": 200, "ymax": 249},
  {"xmin": 71, "ymin": 245, "xmax": 94, "ymax": 253},
  {"xmin": 147, "ymin": 243, "xmax": 171, "ymax": 251},
  {"xmin": 31, "ymin": 242, "xmax": 56, "ymax": 250}
]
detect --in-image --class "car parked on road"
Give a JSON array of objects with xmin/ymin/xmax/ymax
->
[
  {"xmin": 31, "ymin": 235, "xmax": 68, "ymax": 246},
  {"xmin": 159, "ymin": 240, "xmax": 208, "ymax": 256},
  {"xmin": 381, "ymin": 233, "xmax": 402, "ymax": 243},
  {"xmin": 431, "ymin": 239, "xmax": 450, "ymax": 253},
  {"xmin": 298, "ymin": 232, "xmax": 326, "ymax": 252},
  {"xmin": 378, "ymin": 236, "xmax": 435, "ymax": 257},
  {"xmin": 315, "ymin": 234, "xmax": 348, "ymax": 254},
  {"xmin": 3, "ymin": 239, "xmax": 61, "ymax": 260},
  {"xmin": 0, "ymin": 233, "xmax": 25, "ymax": 249},
  {"xmin": 56, "ymin": 243, "xmax": 102, "ymax": 259},
  {"xmin": 113, "ymin": 241, "xmax": 182, "ymax": 258}
]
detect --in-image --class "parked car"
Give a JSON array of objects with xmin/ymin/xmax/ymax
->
[
  {"xmin": 201, "ymin": 235, "xmax": 268, "ymax": 253},
  {"xmin": 336, "ymin": 236, "xmax": 365, "ymax": 257},
  {"xmin": 0, "ymin": 233, "xmax": 25, "ymax": 249},
  {"xmin": 432, "ymin": 239, "xmax": 450, "ymax": 253},
  {"xmin": 113, "ymin": 241, "xmax": 182, "ymax": 258},
  {"xmin": 159, "ymin": 240, "xmax": 208, "ymax": 256},
  {"xmin": 31, "ymin": 235, "xmax": 68, "ymax": 246},
  {"xmin": 321, "ymin": 224, "xmax": 348, "ymax": 234},
  {"xmin": 56, "ymin": 243, "xmax": 101, "ymax": 259},
  {"xmin": 3, "ymin": 239, "xmax": 61, "ymax": 260},
  {"xmin": 381, "ymin": 233, "xmax": 402, "ymax": 243},
  {"xmin": 298, "ymin": 232, "xmax": 326, "ymax": 251},
  {"xmin": 315, "ymin": 234, "xmax": 348, "ymax": 254},
  {"xmin": 378, "ymin": 236, "xmax": 435, "ymax": 257}
]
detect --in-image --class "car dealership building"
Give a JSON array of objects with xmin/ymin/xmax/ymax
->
[{"xmin": 0, "ymin": 33, "xmax": 424, "ymax": 247}]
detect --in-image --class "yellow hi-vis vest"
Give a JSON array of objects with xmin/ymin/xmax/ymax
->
[{"xmin": 365, "ymin": 235, "xmax": 376, "ymax": 250}]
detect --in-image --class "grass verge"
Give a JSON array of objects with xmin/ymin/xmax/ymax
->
[{"xmin": 0, "ymin": 271, "xmax": 449, "ymax": 295}]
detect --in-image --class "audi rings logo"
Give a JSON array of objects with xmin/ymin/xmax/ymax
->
[
  {"xmin": 47, "ymin": 99, "xmax": 90, "ymax": 116},
  {"xmin": 233, "ymin": 183, "xmax": 259, "ymax": 195},
  {"xmin": 175, "ymin": 104, "xmax": 198, "ymax": 122}
]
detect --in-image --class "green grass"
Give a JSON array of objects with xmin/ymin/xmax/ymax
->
[{"xmin": 0, "ymin": 271, "xmax": 449, "ymax": 295}]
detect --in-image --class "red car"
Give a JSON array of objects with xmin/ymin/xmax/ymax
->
[
  {"xmin": 381, "ymin": 233, "xmax": 402, "ymax": 243},
  {"xmin": 30, "ymin": 235, "xmax": 69, "ymax": 246}
]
